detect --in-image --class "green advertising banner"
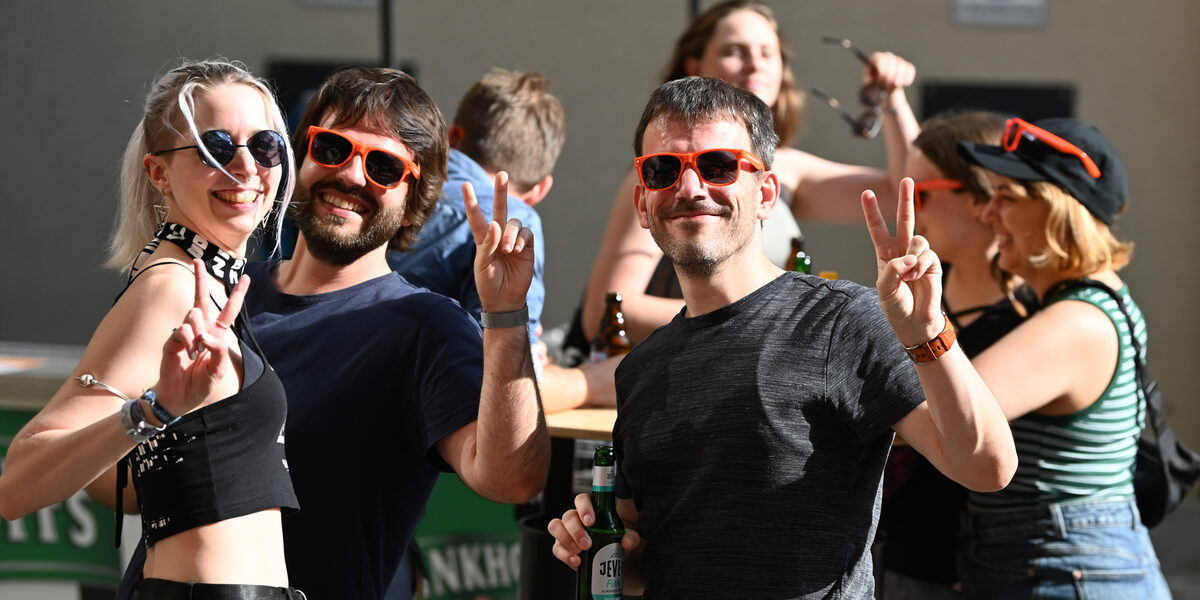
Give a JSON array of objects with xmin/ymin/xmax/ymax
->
[
  {"xmin": 416, "ymin": 473, "xmax": 521, "ymax": 600},
  {"xmin": 0, "ymin": 409, "xmax": 122, "ymax": 585}
]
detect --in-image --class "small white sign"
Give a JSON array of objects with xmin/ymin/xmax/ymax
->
[
  {"xmin": 297, "ymin": 0, "xmax": 378, "ymax": 8},
  {"xmin": 953, "ymin": 0, "xmax": 1048, "ymax": 28}
]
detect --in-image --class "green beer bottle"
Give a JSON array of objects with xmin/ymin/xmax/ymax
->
[
  {"xmin": 577, "ymin": 445, "xmax": 624, "ymax": 600},
  {"xmin": 789, "ymin": 236, "xmax": 812, "ymax": 274}
]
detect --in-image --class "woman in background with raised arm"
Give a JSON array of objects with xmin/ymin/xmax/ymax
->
[
  {"xmin": 0, "ymin": 59, "xmax": 302, "ymax": 599},
  {"xmin": 576, "ymin": 0, "xmax": 919, "ymax": 345}
]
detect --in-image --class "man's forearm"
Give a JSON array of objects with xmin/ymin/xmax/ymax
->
[
  {"xmin": 915, "ymin": 347, "xmax": 1017, "ymax": 492},
  {"xmin": 538, "ymin": 364, "xmax": 588, "ymax": 414},
  {"xmin": 473, "ymin": 326, "xmax": 550, "ymax": 501},
  {"xmin": 539, "ymin": 359, "xmax": 619, "ymax": 414}
]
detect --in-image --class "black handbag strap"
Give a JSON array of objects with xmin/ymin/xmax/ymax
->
[{"xmin": 1044, "ymin": 277, "xmax": 1164, "ymax": 436}]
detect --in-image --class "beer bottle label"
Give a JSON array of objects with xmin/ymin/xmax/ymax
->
[
  {"xmin": 592, "ymin": 465, "xmax": 614, "ymax": 491},
  {"xmin": 589, "ymin": 349, "xmax": 608, "ymax": 363},
  {"xmin": 589, "ymin": 542, "xmax": 624, "ymax": 599}
]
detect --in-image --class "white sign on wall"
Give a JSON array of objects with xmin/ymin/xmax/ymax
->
[
  {"xmin": 297, "ymin": 0, "xmax": 378, "ymax": 8},
  {"xmin": 953, "ymin": 0, "xmax": 1049, "ymax": 28}
]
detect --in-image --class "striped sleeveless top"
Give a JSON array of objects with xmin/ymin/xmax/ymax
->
[{"xmin": 969, "ymin": 284, "xmax": 1147, "ymax": 509}]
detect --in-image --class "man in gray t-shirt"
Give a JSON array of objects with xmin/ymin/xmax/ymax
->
[{"xmin": 548, "ymin": 77, "xmax": 1016, "ymax": 599}]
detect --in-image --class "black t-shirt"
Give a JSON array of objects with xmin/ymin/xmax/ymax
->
[
  {"xmin": 245, "ymin": 262, "xmax": 484, "ymax": 600},
  {"xmin": 613, "ymin": 273, "xmax": 924, "ymax": 599}
]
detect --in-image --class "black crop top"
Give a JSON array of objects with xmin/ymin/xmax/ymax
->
[
  {"xmin": 113, "ymin": 263, "xmax": 298, "ymax": 548},
  {"xmin": 120, "ymin": 331, "xmax": 298, "ymax": 547}
]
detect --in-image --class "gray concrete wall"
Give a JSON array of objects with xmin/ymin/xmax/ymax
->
[{"xmin": 2, "ymin": 1, "xmax": 1198, "ymax": 452}]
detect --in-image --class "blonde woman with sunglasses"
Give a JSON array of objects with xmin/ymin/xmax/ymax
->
[{"xmin": 0, "ymin": 59, "xmax": 304, "ymax": 599}]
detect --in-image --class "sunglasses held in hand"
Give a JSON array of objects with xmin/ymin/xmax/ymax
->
[
  {"xmin": 306, "ymin": 126, "xmax": 420, "ymax": 189},
  {"xmin": 634, "ymin": 148, "xmax": 764, "ymax": 191},
  {"xmin": 810, "ymin": 37, "xmax": 887, "ymax": 140},
  {"xmin": 152, "ymin": 129, "xmax": 286, "ymax": 169}
]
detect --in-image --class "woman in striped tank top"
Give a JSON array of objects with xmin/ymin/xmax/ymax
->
[{"xmin": 956, "ymin": 118, "xmax": 1170, "ymax": 599}]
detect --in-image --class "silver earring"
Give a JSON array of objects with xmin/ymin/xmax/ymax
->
[{"xmin": 153, "ymin": 192, "xmax": 171, "ymax": 225}]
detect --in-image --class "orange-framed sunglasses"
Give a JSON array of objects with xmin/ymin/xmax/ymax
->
[
  {"xmin": 913, "ymin": 178, "xmax": 964, "ymax": 210},
  {"xmin": 634, "ymin": 148, "xmax": 765, "ymax": 191},
  {"xmin": 1001, "ymin": 118, "xmax": 1101, "ymax": 179},
  {"xmin": 306, "ymin": 126, "xmax": 420, "ymax": 189}
]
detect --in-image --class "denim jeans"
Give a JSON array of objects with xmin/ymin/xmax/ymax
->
[{"xmin": 957, "ymin": 498, "xmax": 1171, "ymax": 599}]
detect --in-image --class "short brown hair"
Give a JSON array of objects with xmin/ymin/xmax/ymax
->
[
  {"xmin": 292, "ymin": 67, "xmax": 447, "ymax": 252},
  {"xmin": 661, "ymin": 0, "xmax": 802, "ymax": 146},
  {"xmin": 914, "ymin": 111, "xmax": 1005, "ymax": 204},
  {"xmin": 453, "ymin": 69, "xmax": 566, "ymax": 194}
]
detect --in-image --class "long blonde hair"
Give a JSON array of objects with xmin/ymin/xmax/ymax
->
[
  {"xmin": 661, "ymin": 0, "xmax": 803, "ymax": 146},
  {"xmin": 107, "ymin": 59, "xmax": 295, "ymax": 270}
]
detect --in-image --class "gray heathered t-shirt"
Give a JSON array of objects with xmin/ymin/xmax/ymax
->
[{"xmin": 613, "ymin": 272, "xmax": 924, "ymax": 599}]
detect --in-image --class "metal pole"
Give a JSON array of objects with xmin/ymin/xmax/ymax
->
[{"xmin": 381, "ymin": 0, "xmax": 393, "ymax": 67}]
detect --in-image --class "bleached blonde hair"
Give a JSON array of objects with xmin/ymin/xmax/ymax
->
[{"xmin": 107, "ymin": 58, "xmax": 295, "ymax": 270}]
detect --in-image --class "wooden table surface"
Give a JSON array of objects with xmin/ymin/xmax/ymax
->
[{"xmin": 545, "ymin": 407, "xmax": 617, "ymax": 441}]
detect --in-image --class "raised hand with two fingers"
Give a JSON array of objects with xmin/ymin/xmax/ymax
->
[
  {"xmin": 861, "ymin": 177, "xmax": 946, "ymax": 346},
  {"xmin": 463, "ymin": 171, "xmax": 536, "ymax": 314},
  {"xmin": 154, "ymin": 258, "xmax": 248, "ymax": 420}
]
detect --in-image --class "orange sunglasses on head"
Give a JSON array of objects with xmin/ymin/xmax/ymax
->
[
  {"xmin": 1002, "ymin": 118, "xmax": 1101, "ymax": 179},
  {"xmin": 634, "ymin": 148, "xmax": 765, "ymax": 191},
  {"xmin": 913, "ymin": 178, "xmax": 964, "ymax": 210},
  {"xmin": 306, "ymin": 126, "xmax": 420, "ymax": 189}
]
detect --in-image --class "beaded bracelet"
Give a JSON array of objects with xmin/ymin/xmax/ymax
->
[{"xmin": 140, "ymin": 389, "xmax": 181, "ymax": 427}]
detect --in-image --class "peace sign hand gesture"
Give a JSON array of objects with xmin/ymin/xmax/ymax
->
[
  {"xmin": 155, "ymin": 259, "xmax": 248, "ymax": 418},
  {"xmin": 464, "ymin": 171, "xmax": 536, "ymax": 313},
  {"xmin": 861, "ymin": 178, "xmax": 945, "ymax": 346}
]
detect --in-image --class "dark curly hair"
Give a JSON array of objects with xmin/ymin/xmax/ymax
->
[{"xmin": 292, "ymin": 67, "xmax": 448, "ymax": 251}]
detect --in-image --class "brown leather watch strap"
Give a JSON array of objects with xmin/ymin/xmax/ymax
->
[{"xmin": 904, "ymin": 314, "xmax": 957, "ymax": 364}]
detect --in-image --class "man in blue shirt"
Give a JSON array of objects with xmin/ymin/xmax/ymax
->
[{"xmin": 389, "ymin": 69, "xmax": 617, "ymax": 412}]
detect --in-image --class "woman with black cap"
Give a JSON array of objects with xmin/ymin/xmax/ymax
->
[{"xmin": 955, "ymin": 117, "xmax": 1170, "ymax": 598}]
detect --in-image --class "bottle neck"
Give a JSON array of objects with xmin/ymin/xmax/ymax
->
[{"xmin": 591, "ymin": 463, "xmax": 616, "ymax": 511}]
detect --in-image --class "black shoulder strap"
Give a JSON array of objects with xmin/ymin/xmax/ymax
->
[{"xmin": 1048, "ymin": 277, "xmax": 1163, "ymax": 435}]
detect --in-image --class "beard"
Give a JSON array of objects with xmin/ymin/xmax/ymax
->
[
  {"xmin": 646, "ymin": 198, "xmax": 753, "ymax": 278},
  {"xmin": 290, "ymin": 181, "xmax": 406, "ymax": 266}
]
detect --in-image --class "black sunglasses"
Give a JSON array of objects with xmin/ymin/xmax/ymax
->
[
  {"xmin": 810, "ymin": 37, "xmax": 886, "ymax": 139},
  {"xmin": 634, "ymin": 149, "xmax": 764, "ymax": 191},
  {"xmin": 152, "ymin": 129, "xmax": 286, "ymax": 169}
]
